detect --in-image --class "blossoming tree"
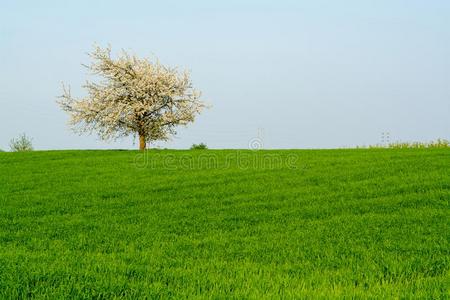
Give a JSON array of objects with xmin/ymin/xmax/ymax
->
[{"xmin": 58, "ymin": 46, "xmax": 205, "ymax": 150}]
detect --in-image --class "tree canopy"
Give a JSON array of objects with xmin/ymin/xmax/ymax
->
[{"xmin": 58, "ymin": 46, "xmax": 206, "ymax": 150}]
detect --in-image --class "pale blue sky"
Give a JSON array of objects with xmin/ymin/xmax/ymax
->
[{"xmin": 1, "ymin": 0, "xmax": 449, "ymax": 149}]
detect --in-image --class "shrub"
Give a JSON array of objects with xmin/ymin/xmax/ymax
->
[
  {"xmin": 190, "ymin": 143, "xmax": 208, "ymax": 150},
  {"xmin": 365, "ymin": 139, "xmax": 450, "ymax": 149},
  {"xmin": 429, "ymin": 138, "xmax": 450, "ymax": 148},
  {"xmin": 10, "ymin": 134, "xmax": 34, "ymax": 152}
]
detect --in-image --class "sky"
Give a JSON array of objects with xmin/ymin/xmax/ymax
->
[{"xmin": 1, "ymin": 0, "xmax": 449, "ymax": 150}]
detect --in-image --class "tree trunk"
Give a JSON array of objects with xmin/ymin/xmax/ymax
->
[{"xmin": 139, "ymin": 134, "xmax": 146, "ymax": 151}]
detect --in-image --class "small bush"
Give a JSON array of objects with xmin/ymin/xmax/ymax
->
[
  {"xmin": 10, "ymin": 134, "xmax": 34, "ymax": 152},
  {"xmin": 428, "ymin": 138, "xmax": 450, "ymax": 148},
  {"xmin": 190, "ymin": 143, "xmax": 208, "ymax": 150},
  {"xmin": 365, "ymin": 139, "xmax": 449, "ymax": 149}
]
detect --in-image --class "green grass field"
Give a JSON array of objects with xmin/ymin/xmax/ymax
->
[{"xmin": 0, "ymin": 149, "xmax": 449, "ymax": 298}]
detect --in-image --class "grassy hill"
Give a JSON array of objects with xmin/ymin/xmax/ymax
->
[{"xmin": 0, "ymin": 149, "xmax": 449, "ymax": 298}]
